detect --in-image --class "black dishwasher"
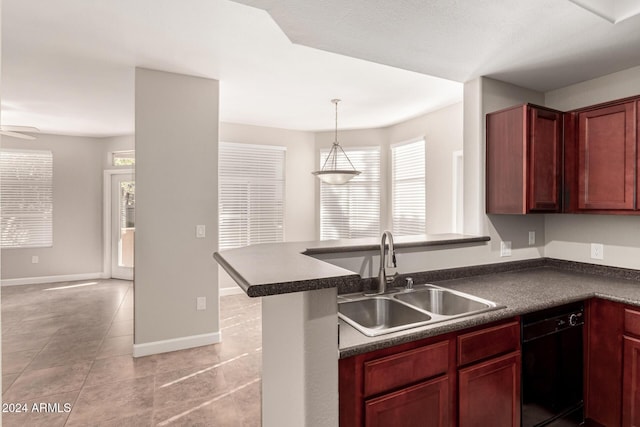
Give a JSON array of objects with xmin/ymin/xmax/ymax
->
[{"xmin": 521, "ymin": 302, "xmax": 585, "ymax": 427}]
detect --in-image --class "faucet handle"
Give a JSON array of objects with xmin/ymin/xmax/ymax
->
[
  {"xmin": 405, "ymin": 277, "xmax": 414, "ymax": 290},
  {"xmin": 391, "ymin": 251, "xmax": 397, "ymax": 268}
]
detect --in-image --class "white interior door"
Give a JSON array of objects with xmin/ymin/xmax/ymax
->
[{"xmin": 111, "ymin": 173, "xmax": 135, "ymax": 280}]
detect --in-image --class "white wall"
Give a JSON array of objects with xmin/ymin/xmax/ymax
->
[
  {"xmin": 1, "ymin": 134, "xmax": 104, "ymax": 281},
  {"xmin": 218, "ymin": 122, "xmax": 316, "ymax": 292},
  {"xmin": 134, "ymin": 68, "xmax": 219, "ymax": 354},
  {"xmin": 543, "ymin": 65, "xmax": 640, "ymax": 269}
]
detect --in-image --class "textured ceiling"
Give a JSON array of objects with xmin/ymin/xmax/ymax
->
[
  {"xmin": 1, "ymin": 0, "xmax": 461, "ymax": 137},
  {"xmin": 5, "ymin": 0, "xmax": 640, "ymax": 137},
  {"xmin": 233, "ymin": 0, "xmax": 640, "ymax": 92}
]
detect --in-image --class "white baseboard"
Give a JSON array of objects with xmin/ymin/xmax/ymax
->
[
  {"xmin": 132, "ymin": 331, "xmax": 222, "ymax": 358},
  {"xmin": 1, "ymin": 272, "xmax": 105, "ymax": 287},
  {"xmin": 220, "ymin": 286, "xmax": 245, "ymax": 296}
]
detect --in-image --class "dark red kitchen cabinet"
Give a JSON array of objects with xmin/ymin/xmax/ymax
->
[
  {"xmin": 576, "ymin": 101, "xmax": 636, "ymax": 210},
  {"xmin": 585, "ymin": 298, "xmax": 624, "ymax": 426},
  {"xmin": 365, "ymin": 376, "xmax": 449, "ymax": 427},
  {"xmin": 457, "ymin": 320, "xmax": 521, "ymax": 427},
  {"xmin": 623, "ymin": 335, "xmax": 640, "ymax": 426},
  {"xmin": 339, "ymin": 336, "xmax": 455, "ymax": 427},
  {"xmin": 486, "ymin": 104, "xmax": 562, "ymax": 214},
  {"xmin": 458, "ymin": 351, "xmax": 521, "ymax": 427}
]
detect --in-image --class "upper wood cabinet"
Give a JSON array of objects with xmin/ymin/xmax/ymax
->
[
  {"xmin": 564, "ymin": 98, "xmax": 639, "ymax": 213},
  {"xmin": 486, "ymin": 104, "xmax": 562, "ymax": 214},
  {"xmin": 578, "ymin": 101, "xmax": 636, "ymax": 210}
]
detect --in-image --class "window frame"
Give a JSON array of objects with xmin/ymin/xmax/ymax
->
[
  {"xmin": 218, "ymin": 142, "xmax": 286, "ymax": 251},
  {"xmin": 0, "ymin": 148, "xmax": 54, "ymax": 249},
  {"xmin": 319, "ymin": 145, "xmax": 381, "ymax": 240},
  {"xmin": 391, "ymin": 138, "xmax": 426, "ymax": 236}
]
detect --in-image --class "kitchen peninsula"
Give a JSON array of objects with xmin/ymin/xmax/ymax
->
[
  {"xmin": 214, "ymin": 236, "xmax": 640, "ymax": 427},
  {"xmin": 214, "ymin": 234, "xmax": 489, "ymax": 427}
]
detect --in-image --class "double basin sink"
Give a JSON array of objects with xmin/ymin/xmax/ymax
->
[{"xmin": 338, "ymin": 283, "xmax": 502, "ymax": 336}]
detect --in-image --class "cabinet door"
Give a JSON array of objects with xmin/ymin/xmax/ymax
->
[
  {"xmin": 585, "ymin": 298, "xmax": 624, "ymax": 426},
  {"xmin": 459, "ymin": 351, "xmax": 521, "ymax": 427},
  {"xmin": 623, "ymin": 336, "xmax": 640, "ymax": 427},
  {"xmin": 528, "ymin": 107, "xmax": 562, "ymax": 211},
  {"xmin": 578, "ymin": 102, "xmax": 636, "ymax": 210},
  {"xmin": 486, "ymin": 105, "xmax": 527, "ymax": 214},
  {"xmin": 365, "ymin": 376, "xmax": 449, "ymax": 427}
]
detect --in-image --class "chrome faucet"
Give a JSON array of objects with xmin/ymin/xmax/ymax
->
[{"xmin": 376, "ymin": 230, "xmax": 397, "ymax": 294}]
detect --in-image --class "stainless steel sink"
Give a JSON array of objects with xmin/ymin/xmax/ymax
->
[
  {"xmin": 394, "ymin": 287, "xmax": 494, "ymax": 316},
  {"xmin": 338, "ymin": 283, "xmax": 502, "ymax": 337},
  {"xmin": 338, "ymin": 297, "xmax": 432, "ymax": 337}
]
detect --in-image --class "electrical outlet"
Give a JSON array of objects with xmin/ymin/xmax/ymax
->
[
  {"xmin": 31, "ymin": 255, "xmax": 39, "ymax": 264},
  {"xmin": 591, "ymin": 243, "xmax": 604, "ymax": 260},
  {"xmin": 528, "ymin": 231, "xmax": 536, "ymax": 246},
  {"xmin": 196, "ymin": 225, "xmax": 206, "ymax": 238},
  {"xmin": 500, "ymin": 241, "xmax": 512, "ymax": 257},
  {"xmin": 197, "ymin": 297, "xmax": 206, "ymax": 311}
]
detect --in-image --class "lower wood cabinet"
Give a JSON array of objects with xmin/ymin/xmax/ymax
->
[
  {"xmin": 365, "ymin": 376, "xmax": 449, "ymax": 427},
  {"xmin": 458, "ymin": 352, "xmax": 521, "ymax": 427},
  {"xmin": 586, "ymin": 299, "xmax": 640, "ymax": 427},
  {"xmin": 585, "ymin": 298, "xmax": 624, "ymax": 426},
  {"xmin": 623, "ymin": 335, "xmax": 640, "ymax": 426},
  {"xmin": 339, "ymin": 318, "xmax": 520, "ymax": 427}
]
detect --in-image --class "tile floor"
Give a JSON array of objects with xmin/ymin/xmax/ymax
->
[{"xmin": 1, "ymin": 279, "xmax": 262, "ymax": 426}]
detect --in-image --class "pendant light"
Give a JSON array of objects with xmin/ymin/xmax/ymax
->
[{"xmin": 312, "ymin": 99, "xmax": 361, "ymax": 185}]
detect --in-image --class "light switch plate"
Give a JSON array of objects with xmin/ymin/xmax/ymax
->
[
  {"xmin": 32, "ymin": 255, "xmax": 39, "ymax": 264},
  {"xmin": 196, "ymin": 225, "xmax": 206, "ymax": 238},
  {"xmin": 528, "ymin": 231, "xmax": 535, "ymax": 246},
  {"xmin": 197, "ymin": 297, "xmax": 206, "ymax": 310},
  {"xmin": 591, "ymin": 243, "xmax": 604, "ymax": 260},
  {"xmin": 500, "ymin": 241, "xmax": 512, "ymax": 257}
]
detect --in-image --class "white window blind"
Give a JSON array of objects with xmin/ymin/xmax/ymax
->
[
  {"xmin": 320, "ymin": 146, "xmax": 380, "ymax": 240},
  {"xmin": 1, "ymin": 149, "xmax": 53, "ymax": 248},
  {"xmin": 219, "ymin": 142, "xmax": 285, "ymax": 250},
  {"xmin": 392, "ymin": 139, "xmax": 425, "ymax": 236}
]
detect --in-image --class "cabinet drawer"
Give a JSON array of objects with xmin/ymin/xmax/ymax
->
[
  {"xmin": 365, "ymin": 376, "xmax": 449, "ymax": 427},
  {"xmin": 364, "ymin": 340, "xmax": 450, "ymax": 397},
  {"xmin": 458, "ymin": 321, "xmax": 520, "ymax": 366},
  {"xmin": 625, "ymin": 308, "xmax": 640, "ymax": 337}
]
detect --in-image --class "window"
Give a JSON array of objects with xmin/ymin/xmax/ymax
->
[
  {"xmin": 320, "ymin": 146, "xmax": 380, "ymax": 240},
  {"xmin": 219, "ymin": 142, "xmax": 285, "ymax": 250},
  {"xmin": 112, "ymin": 150, "xmax": 135, "ymax": 166},
  {"xmin": 392, "ymin": 139, "xmax": 425, "ymax": 235},
  {"xmin": 1, "ymin": 149, "xmax": 53, "ymax": 248}
]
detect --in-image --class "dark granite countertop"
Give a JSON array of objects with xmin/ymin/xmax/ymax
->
[
  {"xmin": 213, "ymin": 234, "xmax": 489, "ymax": 297},
  {"xmin": 339, "ymin": 264, "xmax": 640, "ymax": 358}
]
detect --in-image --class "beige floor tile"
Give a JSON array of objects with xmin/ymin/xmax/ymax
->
[
  {"xmin": 106, "ymin": 319, "xmax": 134, "ymax": 337},
  {"xmin": 2, "ymin": 373, "xmax": 20, "ymax": 394},
  {"xmin": 3, "ymin": 361, "xmax": 92, "ymax": 400},
  {"xmin": 65, "ymin": 376, "xmax": 154, "ymax": 426},
  {"xmin": 25, "ymin": 339, "xmax": 102, "ymax": 371},
  {"xmin": 2, "ymin": 332, "xmax": 52, "ymax": 354},
  {"xmin": 154, "ymin": 362, "xmax": 228, "ymax": 408},
  {"xmin": 96, "ymin": 335, "xmax": 133, "ymax": 359},
  {"xmin": 2, "ymin": 348, "xmax": 40, "ymax": 374},
  {"xmin": 85, "ymin": 354, "xmax": 156, "ymax": 387},
  {"xmin": 1, "ymin": 280, "xmax": 263, "ymax": 426},
  {"xmin": 152, "ymin": 390, "xmax": 243, "ymax": 427},
  {"xmin": 153, "ymin": 344, "xmax": 221, "ymax": 374}
]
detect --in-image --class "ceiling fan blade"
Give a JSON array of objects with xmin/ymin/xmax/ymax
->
[
  {"xmin": 0, "ymin": 130, "xmax": 37, "ymax": 140},
  {"xmin": 0, "ymin": 125, "xmax": 40, "ymax": 140}
]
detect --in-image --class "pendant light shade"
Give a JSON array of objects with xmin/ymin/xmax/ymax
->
[{"xmin": 312, "ymin": 99, "xmax": 361, "ymax": 185}]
